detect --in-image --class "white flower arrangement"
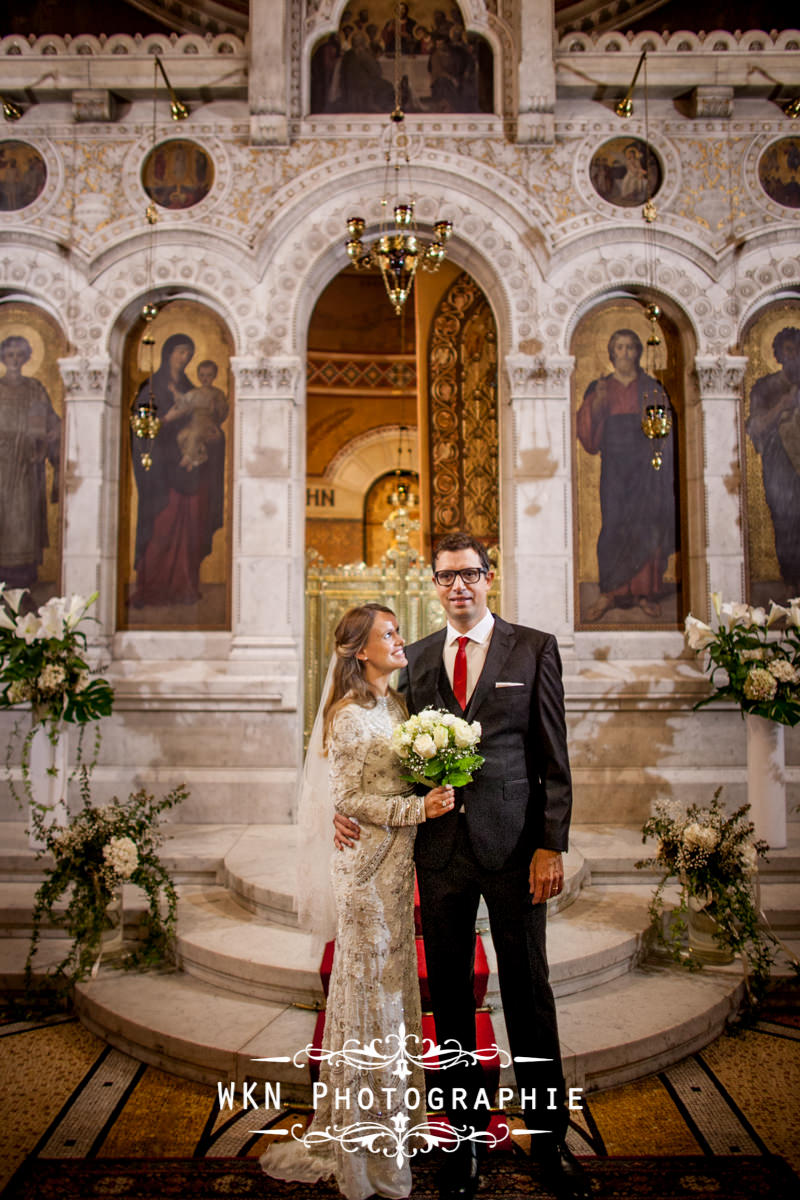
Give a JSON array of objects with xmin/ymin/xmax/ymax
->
[
  {"xmin": 637, "ymin": 788, "xmax": 775, "ymax": 996},
  {"xmin": 391, "ymin": 707, "xmax": 484, "ymax": 787},
  {"xmin": 684, "ymin": 593, "xmax": 800, "ymax": 725}
]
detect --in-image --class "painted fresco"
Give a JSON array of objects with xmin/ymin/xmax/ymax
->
[
  {"xmin": 572, "ymin": 299, "xmax": 683, "ymax": 628},
  {"xmin": 118, "ymin": 299, "xmax": 233, "ymax": 630},
  {"xmin": 310, "ymin": 2, "xmax": 493, "ymax": 114},
  {"xmin": 743, "ymin": 299, "xmax": 800, "ymax": 606},
  {"xmin": 0, "ymin": 303, "xmax": 66, "ymax": 608}
]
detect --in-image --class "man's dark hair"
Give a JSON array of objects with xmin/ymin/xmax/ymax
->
[
  {"xmin": 432, "ymin": 531, "xmax": 491, "ymax": 572},
  {"xmin": 772, "ymin": 325, "xmax": 800, "ymax": 365}
]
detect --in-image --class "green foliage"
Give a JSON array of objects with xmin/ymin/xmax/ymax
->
[
  {"xmin": 25, "ymin": 770, "xmax": 186, "ymax": 988},
  {"xmin": 637, "ymin": 788, "xmax": 776, "ymax": 1001}
]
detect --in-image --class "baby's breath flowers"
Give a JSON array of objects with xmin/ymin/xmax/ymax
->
[
  {"xmin": 637, "ymin": 788, "xmax": 775, "ymax": 998},
  {"xmin": 392, "ymin": 708, "xmax": 484, "ymax": 787},
  {"xmin": 684, "ymin": 593, "xmax": 800, "ymax": 725}
]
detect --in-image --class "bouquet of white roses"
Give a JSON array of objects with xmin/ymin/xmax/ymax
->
[{"xmin": 391, "ymin": 707, "xmax": 484, "ymax": 787}]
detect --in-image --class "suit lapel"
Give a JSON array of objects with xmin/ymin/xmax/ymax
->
[
  {"xmin": 411, "ymin": 630, "xmax": 447, "ymax": 709},
  {"xmin": 465, "ymin": 616, "xmax": 516, "ymax": 721}
]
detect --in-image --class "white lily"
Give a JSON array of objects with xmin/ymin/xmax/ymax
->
[
  {"xmin": 2, "ymin": 588, "xmax": 27, "ymax": 615},
  {"xmin": 711, "ymin": 591, "xmax": 722, "ymax": 617},
  {"xmin": 37, "ymin": 599, "xmax": 66, "ymax": 641},
  {"xmin": 64, "ymin": 592, "xmax": 97, "ymax": 630},
  {"xmin": 684, "ymin": 614, "xmax": 715, "ymax": 651},
  {"xmin": 767, "ymin": 601, "xmax": 788, "ymax": 627},
  {"xmin": 15, "ymin": 612, "xmax": 41, "ymax": 645}
]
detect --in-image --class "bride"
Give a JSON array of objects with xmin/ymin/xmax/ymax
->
[{"xmin": 261, "ymin": 603, "xmax": 454, "ymax": 1200}]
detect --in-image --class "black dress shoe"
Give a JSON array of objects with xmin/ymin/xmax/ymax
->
[
  {"xmin": 438, "ymin": 1140, "xmax": 481, "ymax": 1200},
  {"xmin": 536, "ymin": 1143, "xmax": 590, "ymax": 1199}
]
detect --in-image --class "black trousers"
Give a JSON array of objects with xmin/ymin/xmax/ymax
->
[{"xmin": 416, "ymin": 820, "xmax": 568, "ymax": 1144}]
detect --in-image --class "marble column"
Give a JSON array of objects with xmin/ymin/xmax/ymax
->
[
  {"xmin": 504, "ymin": 354, "xmax": 574, "ymax": 638},
  {"xmin": 249, "ymin": 0, "xmax": 288, "ymax": 145},
  {"xmin": 229, "ymin": 355, "xmax": 303, "ymax": 676},
  {"xmin": 57, "ymin": 354, "xmax": 116, "ymax": 650},
  {"xmin": 517, "ymin": 0, "xmax": 555, "ymax": 144},
  {"xmin": 694, "ymin": 355, "xmax": 748, "ymax": 606}
]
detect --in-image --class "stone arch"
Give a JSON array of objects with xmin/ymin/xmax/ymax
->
[
  {"xmin": 325, "ymin": 425, "xmax": 420, "ymax": 491},
  {"xmin": 254, "ymin": 155, "xmax": 552, "ymax": 365}
]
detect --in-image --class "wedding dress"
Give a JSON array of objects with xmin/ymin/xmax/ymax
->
[{"xmin": 261, "ymin": 694, "xmax": 427, "ymax": 1200}]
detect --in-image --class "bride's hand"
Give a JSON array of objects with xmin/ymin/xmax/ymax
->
[{"xmin": 425, "ymin": 784, "xmax": 455, "ymax": 820}]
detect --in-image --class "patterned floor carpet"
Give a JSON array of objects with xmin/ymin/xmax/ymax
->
[{"xmin": 1, "ymin": 982, "xmax": 798, "ymax": 1198}]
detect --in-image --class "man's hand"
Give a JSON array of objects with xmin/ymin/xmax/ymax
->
[
  {"xmin": 529, "ymin": 848, "xmax": 564, "ymax": 905},
  {"xmin": 334, "ymin": 811, "xmax": 360, "ymax": 850}
]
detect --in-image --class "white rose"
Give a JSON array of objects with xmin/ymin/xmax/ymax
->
[
  {"xmin": 413, "ymin": 733, "xmax": 437, "ymax": 759},
  {"xmin": 683, "ymin": 822, "xmax": 718, "ymax": 851},
  {"xmin": 103, "ymin": 835, "xmax": 139, "ymax": 879},
  {"xmin": 740, "ymin": 843, "xmax": 759, "ymax": 874},
  {"xmin": 439, "ymin": 712, "xmax": 456, "ymax": 727},
  {"xmin": 684, "ymin": 614, "xmax": 715, "ymax": 651},
  {"xmin": 470, "ymin": 720, "xmax": 481, "ymax": 739},
  {"xmin": 433, "ymin": 724, "xmax": 449, "ymax": 749},
  {"xmin": 452, "ymin": 718, "xmax": 475, "ymax": 749}
]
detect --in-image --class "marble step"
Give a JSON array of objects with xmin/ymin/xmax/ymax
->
[
  {"xmin": 173, "ymin": 879, "xmax": 652, "ymax": 1005},
  {"xmin": 572, "ymin": 823, "xmax": 800, "ymax": 885},
  {"xmin": 222, "ymin": 826, "xmax": 589, "ymax": 926},
  {"xmin": 66, "ymin": 956, "xmax": 743, "ymax": 1099}
]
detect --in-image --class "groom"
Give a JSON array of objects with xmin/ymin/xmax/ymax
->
[{"xmin": 335, "ymin": 531, "xmax": 587, "ymax": 1200}]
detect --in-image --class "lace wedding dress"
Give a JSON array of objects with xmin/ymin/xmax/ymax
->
[{"xmin": 261, "ymin": 695, "xmax": 427, "ymax": 1200}]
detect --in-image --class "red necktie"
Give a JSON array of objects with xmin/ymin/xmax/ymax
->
[{"xmin": 453, "ymin": 636, "xmax": 469, "ymax": 710}]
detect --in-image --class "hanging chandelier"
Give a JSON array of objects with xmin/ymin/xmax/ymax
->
[
  {"xmin": 344, "ymin": 6, "xmax": 452, "ymax": 316},
  {"xmin": 623, "ymin": 51, "xmax": 672, "ymax": 472}
]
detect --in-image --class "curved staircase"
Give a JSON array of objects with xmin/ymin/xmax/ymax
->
[{"xmin": 2, "ymin": 823, "xmax": 798, "ymax": 1103}]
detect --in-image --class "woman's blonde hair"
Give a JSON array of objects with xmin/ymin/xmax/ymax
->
[{"xmin": 322, "ymin": 603, "xmax": 406, "ymax": 748}]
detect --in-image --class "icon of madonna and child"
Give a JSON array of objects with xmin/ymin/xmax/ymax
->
[{"xmin": 128, "ymin": 333, "xmax": 228, "ymax": 616}]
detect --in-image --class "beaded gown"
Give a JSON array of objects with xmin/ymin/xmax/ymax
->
[{"xmin": 261, "ymin": 695, "xmax": 427, "ymax": 1200}]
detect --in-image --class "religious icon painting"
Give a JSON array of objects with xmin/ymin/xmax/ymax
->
[
  {"xmin": 309, "ymin": 1, "xmax": 493, "ymax": 115},
  {"xmin": 141, "ymin": 139, "xmax": 214, "ymax": 210},
  {"xmin": 0, "ymin": 302, "xmax": 66, "ymax": 608},
  {"xmin": 757, "ymin": 138, "xmax": 800, "ymax": 209},
  {"xmin": 742, "ymin": 298, "xmax": 800, "ymax": 607},
  {"xmin": 0, "ymin": 141, "xmax": 47, "ymax": 211},
  {"xmin": 589, "ymin": 137, "xmax": 662, "ymax": 208},
  {"xmin": 571, "ymin": 298, "xmax": 684, "ymax": 629},
  {"xmin": 117, "ymin": 299, "xmax": 234, "ymax": 631}
]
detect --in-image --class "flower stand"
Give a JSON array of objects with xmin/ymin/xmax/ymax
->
[
  {"xmin": 746, "ymin": 714, "xmax": 787, "ymax": 849},
  {"xmin": 687, "ymin": 904, "xmax": 734, "ymax": 964},
  {"xmin": 28, "ymin": 719, "xmax": 69, "ymax": 850}
]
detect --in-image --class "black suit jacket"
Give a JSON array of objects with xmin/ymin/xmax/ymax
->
[{"xmin": 400, "ymin": 615, "xmax": 572, "ymax": 872}]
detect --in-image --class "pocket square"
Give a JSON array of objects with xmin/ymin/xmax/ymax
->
[{"xmin": 495, "ymin": 681, "xmax": 524, "ymax": 688}]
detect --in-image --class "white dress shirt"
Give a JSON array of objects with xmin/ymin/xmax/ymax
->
[{"xmin": 443, "ymin": 609, "xmax": 495, "ymax": 706}]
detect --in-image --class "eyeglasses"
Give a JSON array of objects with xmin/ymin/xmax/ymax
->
[{"xmin": 432, "ymin": 568, "xmax": 488, "ymax": 586}]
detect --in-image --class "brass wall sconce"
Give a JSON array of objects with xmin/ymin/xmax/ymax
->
[
  {"xmin": 614, "ymin": 49, "xmax": 647, "ymax": 118},
  {"xmin": 783, "ymin": 96, "xmax": 800, "ymax": 119},
  {"xmin": 154, "ymin": 56, "xmax": 190, "ymax": 121},
  {"xmin": 1, "ymin": 95, "xmax": 23, "ymax": 121}
]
